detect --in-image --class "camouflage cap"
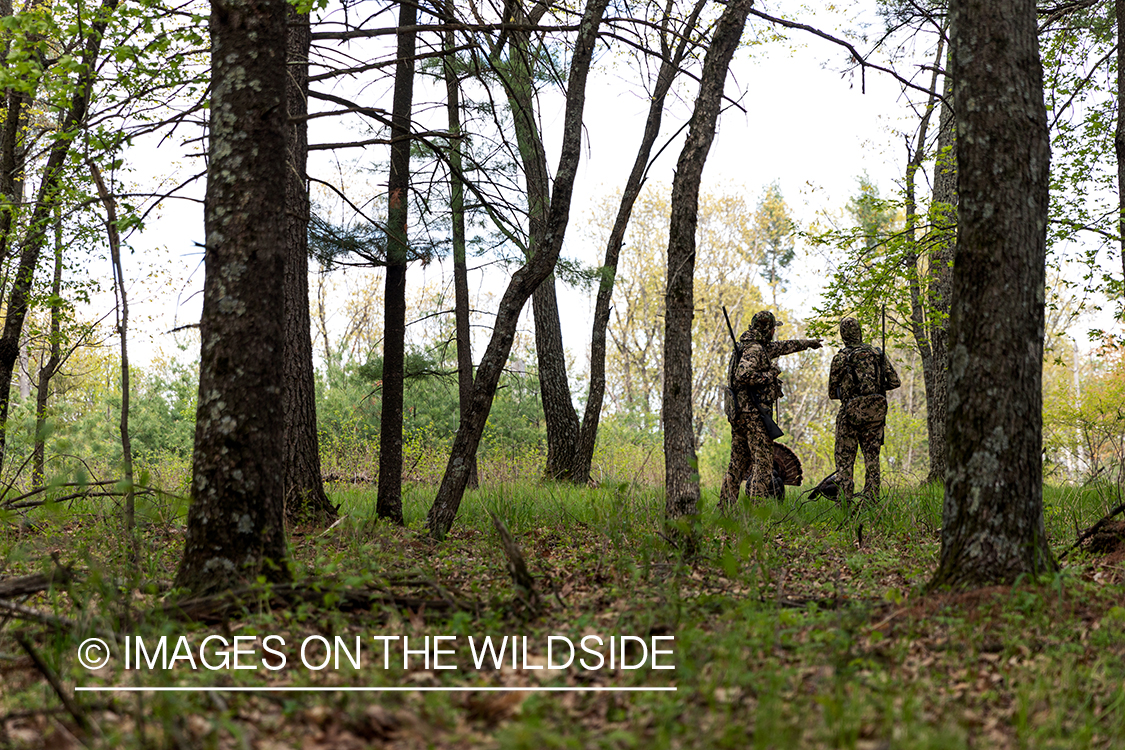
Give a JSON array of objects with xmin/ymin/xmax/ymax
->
[
  {"xmin": 748, "ymin": 310, "xmax": 776, "ymax": 343},
  {"xmin": 840, "ymin": 317, "xmax": 863, "ymax": 345}
]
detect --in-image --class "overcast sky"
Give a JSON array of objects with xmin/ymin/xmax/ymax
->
[{"xmin": 115, "ymin": 3, "xmax": 1119, "ymax": 369}]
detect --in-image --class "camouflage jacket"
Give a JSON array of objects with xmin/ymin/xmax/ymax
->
[
  {"xmin": 828, "ymin": 344, "xmax": 901, "ymax": 403},
  {"xmin": 732, "ymin": 332, "xmax": 820, "ymax": 410}
]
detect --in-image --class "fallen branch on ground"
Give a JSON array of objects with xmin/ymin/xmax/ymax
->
[{"xmin": 1059, "ymin": 497, "xmax": 1125, "ymax": 561}]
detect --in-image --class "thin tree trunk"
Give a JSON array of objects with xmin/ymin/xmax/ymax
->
[
  {"xmin": 173, "ymin": 0, "xmax": 291, "ymax": 595},
  {"xmin": 31, "ymin": 210, "xmax": 62, "ymax": 485},
  {"xmin": 0, "ymin": 0, "xmax": 118, "ymax": 473},
  {"xmin": 903, "ymin": 29, "xmax": 948, "ymax": 488},
  {"xmin": 443, "ymin": 19, "xmax": 479, "ymax": 489},
  {"xmin": 426, "ymin": 0, "xmax": 609, "ymax": 539},
  {"xmin": 89, "ymin": 162, "xmax": 136, "ymax": 567},
  {"xmin": 284, "ymin": 3, "xmax": 336, "ymax": 527},
  {"xmin": 663, "ymin": 0, "xmax": 754, "ymax": 547},
  {"xmin": 930, "ymin": 0, "xmax": 1057, "ymax": 589},
  {"xmin": 926, "ymin": 68, "xmax": 956, "ymax": 486},
  {"xmin": 574, "ymin": 0, "xmax": 709, "ymax": 485},
  {"xmin": 1117, "ymin": 0, "xmax": 1125, "ymax": 291},
  {"xmin": 375, "ymin": 0, "xmax": 417, "ymax": 525}
]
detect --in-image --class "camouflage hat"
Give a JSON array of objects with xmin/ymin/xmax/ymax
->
[
  {"xmin": 748, "ymin": 310, "xmax": 776, "ymax": 343},
  {"xmin": 840, "ymin": 317, "xmax": 863, "ymax": 345}
]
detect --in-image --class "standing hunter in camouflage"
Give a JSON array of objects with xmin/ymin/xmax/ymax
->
[
  {"xmin": 829, "ymin": 317, "xmax": 901, "ymax": 504},
  {"xmin": 720, "ymin": 311, "xmax": 821, "ymax": 508}
]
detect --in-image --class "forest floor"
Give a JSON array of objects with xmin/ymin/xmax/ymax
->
[{"xmin": 2, "ymin": 479, "xmax": 1125, "ymax": 749}]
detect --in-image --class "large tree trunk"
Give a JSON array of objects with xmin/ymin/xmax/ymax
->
[
  {"xmin": 663, "ymin": 0, "xmax": 753, "ymax": 541},
  {"xmin": 443, "ymin": 18, "xmax": 479, "ymax": 489},
  {"xmin": 426, "ymin": 0, "xmax": 609, "ymax": 539},
  {"xmin": 0, "ymin": 0, "xmax": 118, "ymax": 473},
  {"xmin": 173, "ymin": 0, "xmax": 291, "ymax": 595},
  {"xmin": 573, "ymin": 0, "xmax": 709, "ymax": 485},
  {"xmin": 376, "ymin": 0, "xmax": 418, "ymax": 525},
  {"xmin": 284, "ymin": 4, "xmax": 336, "ymax": 527},
  {"xmin": 929, "ymin": 0, "xmax": 1057, "ymax": 589}
]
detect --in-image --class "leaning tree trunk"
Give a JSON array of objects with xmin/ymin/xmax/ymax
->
[
  {"xmin": 573, "ymin": 0, "xmax": 709, "ymax": 485},
  {"xmin": 501, "ymin": 17, "xmax": 581, "ymax": 481},
  {"xmin": 376, "ymin": 0, "xmax": 418, "ymax": 525},
  {"xmin": 929, "ymin": 0, "xmax": 1057, "ymax": 589},
  {"xmin": 426, "ymin": 0, "xmax": 609, "ymax": 539},
  {"xmin": 443, "ymin": 17, "xmax": 479, "ymax": 489},
  {"xmin": 173, "ymin": 0, "xmax": 291, "ymax": 595},
  {"xmin": 284, "ymin": 3, "xmax": 336, "ymax": 527},
  {"xmin": 663, "ymin": 0, "xmax": 754, "ymax": 546}
]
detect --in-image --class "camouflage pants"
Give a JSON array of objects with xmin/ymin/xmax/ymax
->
[
  {"xmin": 720, "ymin": 411, "xmax": 773, "ymax": 508},
  {"xmin": 834, "ymin": 411, "xmax": 885, "ymax": 503}
]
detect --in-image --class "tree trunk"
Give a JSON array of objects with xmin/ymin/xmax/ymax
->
[
  {"xmin": 89, "ymin": 163, "xmax": 137, "ymax": 567},
  {"xmin": 426, "ymin": 0, "xmax": 609, "ymax": 539},
  {"xmin": 901, "ymin": 29, "xmax": 950, "ymax": 490},
  {"xmin": 376, "ymin": 0, "xmax": 418, "ymax": 525},
  {"xmin": 284, "ymin": 4, "xmax": 336, "ymax": 527},
  {"xmin": 0, "ymin": 0, "xmax": 44, "ymax": 265},
  {"xmin": 1117, "ymin": 0, "xmax": 1125, "ymax": 292},
  {"xmin": 0, "ymin": 0, "xmax": 118, "ymax": 473},
  {"xmin": 31, "ymin": 213, "xmax": 62, "ymax": 485},
  {"xmin": 663, "ymin": 0, "xmax": 753, "ymax": 542},
  {"xmin": 443, "ymin": 18, "xmax": 479, "ymax": 489},
  {"xmin": 173, "ymin": 0, "xmax": 291, "ymax": 595},
  {"xmin": 501, "ymin": 16, "xmax": 581, "ymax": 481},
  {"xmin": 573, "ymin": 0, "xmax": 709, "ymax": 485},
  {"xmin": 925, "ymin": 69, "xmax": 956, "ymax": 486},
  {"xmin": 532, "ymin": 277, "xmax": 581, "ymax": 478},
  {"xmin": 929, "ymin": 0, "xmax": 1057, "ymax": 589}
]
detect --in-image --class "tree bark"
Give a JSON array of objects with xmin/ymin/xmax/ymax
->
[
  {"xmin": 663, "ymin": 0, "xmax": 753, "ymax": 540},
  {"xmin": 500, "ymin": 12, "xmax": 582, "ymax": 481},
  {"xmin": 573, "ymin": 0, "xmax": 709, "ymax": 485},
  {"xmin": 925, "ymin": 68, "xmax": 956, "ymax": 486},
  {"xmin": 173, "ymin": 0, "xmax": 291, "ymax": 595},
  {"xmin": 284, "ymin": 4, "xmax": 336, "ymax": 527},
  {"xmin": 929, "ymin": 0, "xmax": 1057, "ymax": 589},
  {"xmin": 426, "ymin": 0, "xmax": 609, "ymax": 539},
  {"xmin": 443, "ymin": 18, "xmax": 479, "ymax": 489},
  {"xmin": 376, "ymin": 0, "xmax": 418, "ymax": 525}
]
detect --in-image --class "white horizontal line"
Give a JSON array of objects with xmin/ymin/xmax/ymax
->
[{"xmin": 76, "ymin": 686, "xmax": 677, "ymax": 693}]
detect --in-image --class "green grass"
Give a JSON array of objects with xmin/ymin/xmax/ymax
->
[{"xmin": 2, "ymin": 477, "xmax": 1125, "ymax": 748}]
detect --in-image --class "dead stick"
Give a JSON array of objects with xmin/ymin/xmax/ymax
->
[{"xmin": 16, "ymin": 635, "xmax": 94, "ymax": 736}]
